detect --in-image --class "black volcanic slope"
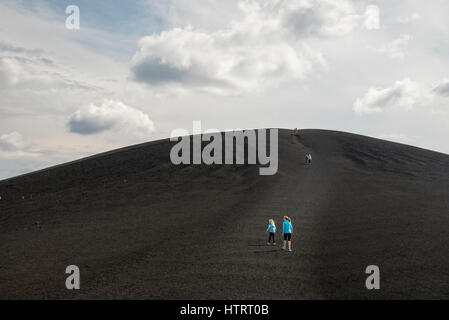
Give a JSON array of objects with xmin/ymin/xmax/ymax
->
[{"xmin": 1, "ymin": 129, "xmax": 449, "ymax": 299}]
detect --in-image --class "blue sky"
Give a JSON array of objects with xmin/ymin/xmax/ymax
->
[
  {"xmin": 14, "ymin": 0, "xmax": 168, "ymax": 35},
  {"xmin": 4, "ymin": 0, "xmax": 170, "ymax": 60},
  {"xmin": 1, "ymin": 0, "xmax": 449, "ymax": 179}
]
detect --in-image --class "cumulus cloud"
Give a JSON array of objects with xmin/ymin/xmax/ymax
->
[
  {"xmin": 377, "ymin": 35, "xmax": 412, "ymax": 60},
  {"xmin": 131, "ymin": 0, "xmax": 363, "ymax": 94},
  {"xmin": 67, "ymin": 100, "xmax": 155, "ymax": 137},
  {"xmin": 276, "ymin": 0, "xmax": 360, "ymax": 37},
  {"xmin": 354, "ymin": 78, "xmax": 449, "ymax": 115},
  {"xmin": 353, "ymin": 78, "xmax": 423, "ymax": 114}
]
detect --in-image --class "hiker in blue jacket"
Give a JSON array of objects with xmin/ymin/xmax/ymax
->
[
  {"xmin": 266, "ymin": 219, "xmax": 276, "ymax": 245},
  {"xmin": 282, "ymin": 216, "xmax": 293, "ymax": 252}
]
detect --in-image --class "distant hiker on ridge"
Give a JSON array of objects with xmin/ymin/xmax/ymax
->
[
  {"xmin": 292, "ymin": 128, "xmax": 300, "ymax": 137},
  {"xmin": 282, "ymin": 216, "xmax": 293, "ymax": 252},
  {"xmin": 305, "ymin": 153, "xmax": 312, "ymax": 165},
  {"xmin": 266, "ymin": 219, "xmax": 276, "ymax": 245}
]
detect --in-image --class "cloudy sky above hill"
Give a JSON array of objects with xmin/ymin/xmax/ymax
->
[{"xmin": 1, "ymin": 0, "xmax": 449, "ymax": 178}]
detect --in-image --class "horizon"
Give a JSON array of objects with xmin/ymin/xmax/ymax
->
[{"xmin": 1, "ymin": 127, "xmax": 446, "ymax": 182}]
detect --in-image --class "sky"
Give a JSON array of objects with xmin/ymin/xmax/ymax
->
[{"xmin": 1, "ymin": 0, "xmax": 449, "ymax": 179}]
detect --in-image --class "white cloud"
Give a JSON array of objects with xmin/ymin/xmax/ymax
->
[
  {"xmin": 397, "ymin": 13, "xmax": 420, "ymax": 24},
  {"xmin": 432, "ymin": 78, "xmax": 449, "ymax": 97},
  {"xmin": 131, "ymin": 0, "xmax": 362, "ymax": 95},
  {"xmin": 377, "ymin": 35, "xmax": 412, "ymax": 60},
  {"xmin": 353, "ymin": 78, "xmax": 424, "ymax": 114},
  {"xmin": 0, "ymin": 39, "xmax": 106, "ymax": 93},
  {"xmin": 0, "ymin": 131, "xmax": 26, "ymax": 151},
  {"xmin": 364, "ymin": 5, "xmax": 380, "ymax": 30},
  {"xmin": 0, "ymin": 55, "xmax": 59, "ymax": 90},
  {"xmin": 67, "ymin": 100, "xmax": 156, "ymax": 137},
  {"xmin": 0, "ymin": 43, "xmax": 104, "ymax": 117},
  {"xmin": 0, "ymin": 41, "xmax": 44, "ymax": 55},
  {"xmin": 275, "ymin": 0, "xmax": 361, "ymax": 37},
  {"xmin": 0, "ymin": 131, "xmax": 40, "ymax": 166},
  {"xmin": 354, "ymin": 78, "xmax": 449, "ymax": 115},
  {"xmin": 0, "ymin": 3, "xmax": 152, "ymax": 179}
]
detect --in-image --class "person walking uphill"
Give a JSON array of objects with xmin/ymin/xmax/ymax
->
[
  {"xmin": 282, "ymin": 216, "xmax": 293, "ymax": 252},
  {"xmin": 266, "ymin": 219, "xmax": 276, "ymax": 245}
]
